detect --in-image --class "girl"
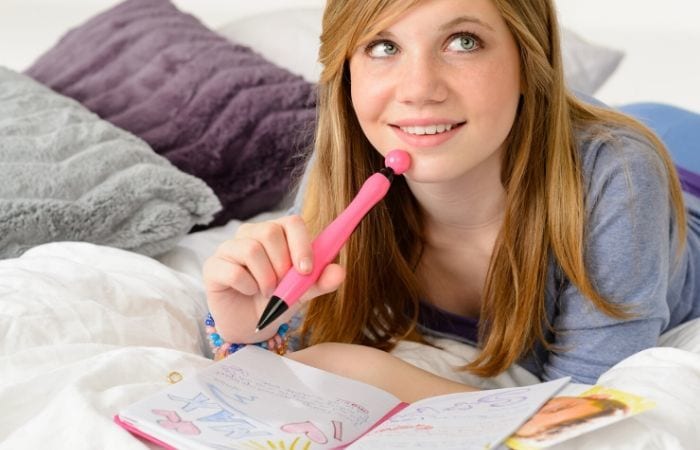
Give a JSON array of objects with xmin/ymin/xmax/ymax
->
[{"xmin": 204, "ymin": 0, "xmax": 700, "ymax": 400}]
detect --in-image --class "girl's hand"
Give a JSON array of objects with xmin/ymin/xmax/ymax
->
[{"xmin": 203, "ymin": 215, "xmax": 345, "ymax": 342}]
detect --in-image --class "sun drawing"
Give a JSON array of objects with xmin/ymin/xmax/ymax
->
[{"xmin": 241, "ymin": 437, "xmax": 313, "ymax": 450}]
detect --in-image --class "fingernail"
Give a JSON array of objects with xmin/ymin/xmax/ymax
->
[{"xmin": 299, "ymin": 257, "xmax": 312, "ymax": 273}]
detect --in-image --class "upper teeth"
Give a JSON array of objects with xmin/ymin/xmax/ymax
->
[{"xmin": 400, "ymin": 124, "xmax": 454, "ymax": 135}]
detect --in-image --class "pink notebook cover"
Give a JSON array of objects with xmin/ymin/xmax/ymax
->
[
  {"xmin": 114, "ymin": 402, "xmax": 410, "ymax": 450},
  {"xmin": 114, "ymin": 415, "xmax": 176, "ymax": 450}
]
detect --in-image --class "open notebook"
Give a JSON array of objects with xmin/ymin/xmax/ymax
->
[{"xmin": 115, "ymin": 346, "xmax": 570, "ymax": 449}]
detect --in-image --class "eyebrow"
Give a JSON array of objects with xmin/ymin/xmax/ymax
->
[
  {"xmin": 371, "ymin": 15, "xmax": 494, "ymax": 41},
  {"xmin": 439, "ymin": 15, "xmax": 495, "ymax": 32}
]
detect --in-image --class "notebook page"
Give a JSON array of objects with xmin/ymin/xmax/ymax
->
[
  {"xmin": 118, "ymin": 347, "xmax": 401, "ymax": 449},
  {"xmin": 349, "ymin": 377, "xmax": 570, "ymax": 450}
]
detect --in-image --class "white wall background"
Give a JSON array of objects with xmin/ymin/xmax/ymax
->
[
  {"xmin": 1, "ymin": 0, "xmax": 699, "ymax": 111},
  {"xmin": 555, "ymin": 0, "xmax": 700, "ymax": 110},
  {"xmin": 0, "ymin": 0, "xmax": 325, "ymax": 72}
]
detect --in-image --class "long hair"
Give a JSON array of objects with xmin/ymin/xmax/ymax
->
[{"xmin": 299, "ymin": 0, "xmax": 687, "ymax": 377}]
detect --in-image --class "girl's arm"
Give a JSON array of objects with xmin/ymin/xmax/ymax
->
[
  {"xmin": 287, "ymin": 342, "xmax": 478, "ymax": 402},
  {"xmin": 538, "ymin": 131, "xmax": 678, "ymax": 384}
]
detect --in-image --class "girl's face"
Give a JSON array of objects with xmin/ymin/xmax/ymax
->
[{"xmin": 349, "ymin": 0, "xmax": 521, "ymax": 184}]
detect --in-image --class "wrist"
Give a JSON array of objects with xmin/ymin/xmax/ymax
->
[{"xmin": 205, "ymin": 312, "xmax": 290, "ymax": 360}]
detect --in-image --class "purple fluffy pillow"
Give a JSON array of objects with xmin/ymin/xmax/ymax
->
[{"xmin": 26, "ymin": 0, "xmax": 316, "ymax": 226}]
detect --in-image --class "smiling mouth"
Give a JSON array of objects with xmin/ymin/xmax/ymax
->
[{"xmin": 392, "ymin": 122, "xmax": 466, "ymax": 136}]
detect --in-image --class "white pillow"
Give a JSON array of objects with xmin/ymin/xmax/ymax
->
[
  {"xmin": 218, "ymin": 8, "xmax": 324, "ymax": 83},
  {"xmin": 560, "ymin": 27, "xmax": 624, "ymax": 95},
  {"xmin": 216, "ymin": 7, "xmax": 623, "ymax": 95}
]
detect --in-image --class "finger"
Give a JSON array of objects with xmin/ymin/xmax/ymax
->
[
  {"xmin": 316, "ymin": 263, "xmax": 346, "ymax": 294},
  {"xmin": 301, "ymin": 263, "xmax": 346, "ymax": 302},
  {"xmin": 249, "ymin": 221, "xmax": 293, "ymax": 279},
  {"xmin": 217, "ymin": 238, "xmax": 279, "ymax": 298},
  {"xmin": 275, "ymin": 215, "xmax": 314, "ymax": 274},
  {"xmin": 236, "ymin": 221, "xmax": 293, "ymax": 280},
  {"xmin": 202, "ymin": 256, "xmax": 258, "ymax": 296}
]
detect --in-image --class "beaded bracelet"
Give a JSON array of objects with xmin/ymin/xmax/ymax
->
[{"xmin": 205, "ymin": 312, "xmax": 290, "ymax": 360}]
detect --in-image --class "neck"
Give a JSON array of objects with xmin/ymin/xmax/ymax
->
[{"xmin": 408, "ymin": 161, "xmax": 506, "ymax": 249}]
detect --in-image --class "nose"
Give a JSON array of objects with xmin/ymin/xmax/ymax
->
[{"xmin": 395, "ymin": 53, "xmax": 448, "ymax": 106}]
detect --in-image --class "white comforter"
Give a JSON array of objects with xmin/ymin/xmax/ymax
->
[{"xmin": 1, "ymin": 239, "xmax": 699, "ymax": 449}]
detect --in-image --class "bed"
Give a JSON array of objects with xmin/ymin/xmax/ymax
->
[{"xmin": 1, "ymin": 1, "xmax": 699, "ymax": 449}]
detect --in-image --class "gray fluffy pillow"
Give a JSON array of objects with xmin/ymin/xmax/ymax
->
[{"xmin": 0, "ymin": 67, "xmax": 221, "ymax": 259}]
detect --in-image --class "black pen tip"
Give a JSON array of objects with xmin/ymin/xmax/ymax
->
[{"xmin": 256, "ymin": 296, "xmax": 289, "ymax": 333}]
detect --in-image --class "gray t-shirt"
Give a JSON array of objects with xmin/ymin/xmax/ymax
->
[
  {"xmin": 289, "ymin": 126, "xmax": 700, "ymax": 385},
  {"xmin": 518, "ymin": 128, "xmax": 700, "ymax": 384}
]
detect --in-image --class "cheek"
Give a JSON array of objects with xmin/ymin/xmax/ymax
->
[
  {"xmin": 350, "ymin": 82, "xmax": 371, "ymax": 123},
  {"xmin": 350, "ymin": 59, "xmax": 392, "ymax": 141},
  {"xmin": 350, "ymin": 61, "xmax": 371, "ymax": 123},
  {"xmin": 466, "ymin": 61, "xmax": 520, "ymax": 136}
]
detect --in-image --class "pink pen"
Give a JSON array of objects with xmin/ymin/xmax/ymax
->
[{"xmin": 255, "ymin": 149, "xmax": 412, "ymax": 332}]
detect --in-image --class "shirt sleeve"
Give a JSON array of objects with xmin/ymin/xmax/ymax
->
[{"xmin": 541, "ymin": 131, "xmax": 674, "ymax": 384}]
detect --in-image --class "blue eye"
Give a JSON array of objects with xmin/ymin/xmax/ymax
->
[
  {"xmin": 447, "ymin": 33, "xmax": 481, "ymax": 52},
  {"xmin": 366, "ymin": 41, "xmax": 399, "ymax": 58}
]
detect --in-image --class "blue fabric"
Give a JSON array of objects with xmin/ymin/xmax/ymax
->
[{"xmin": 618, "ymin": 102, "xmax": 700, "ymax": 174}]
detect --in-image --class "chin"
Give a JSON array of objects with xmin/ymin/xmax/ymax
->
[{"xmin": 404, "ymin": 167, "xmax": 465, "ymax": 185}]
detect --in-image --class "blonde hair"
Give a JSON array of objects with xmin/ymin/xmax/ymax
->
[{"xmin": 299, "ymin": 0, "xmax": 687, "ymax": 377}]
